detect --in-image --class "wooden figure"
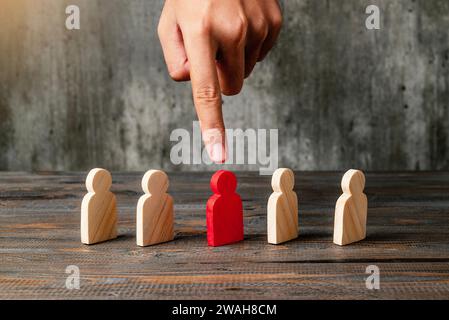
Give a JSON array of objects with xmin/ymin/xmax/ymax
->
[
  {"xmin": 136, "ymin": 170, "xmax": 174, "ymax": 246},
  {"xmin": 206, "ymin": 170, "xmax": 244, "ymax": 247},
  {"xmin": 267, "ymin": 168, "xmax": 298, "ymax": 244},
  {"xmin": 81, "ymin": 168, "xmax": 117, "ymax": 244},
  {"xmin": 333, "ymin": 169, "xmax": 368, "ymax": 246}
]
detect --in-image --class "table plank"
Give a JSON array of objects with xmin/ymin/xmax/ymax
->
[{"xmin": 1, "ymin": 171, "xmax": 449, "ymax": 299}]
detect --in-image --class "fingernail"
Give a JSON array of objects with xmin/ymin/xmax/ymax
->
[{"xmin": 208, "ymin": 143, "xmax": 227, "ymax": 164}]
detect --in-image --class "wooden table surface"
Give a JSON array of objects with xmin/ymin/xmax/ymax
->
[{"xmin": 1, "ymin": 171, "xmax": 449, "ymax": 300}]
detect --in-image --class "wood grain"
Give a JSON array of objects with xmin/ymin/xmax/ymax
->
[
  {"xmin": 81, "ymin": 169, "xmax": 117, "ymax": 244},
  {"xmin": 136, "ymin": 170, "xmax": 174, "ymax": 246},
  {"xmin": 268, "ymin": 168, "xmax": 299, "ymax": 244},
  {"xmin": 333, "ymin": 170, "xmax": 368, "ymax": 246},
  {"xmin": 1, "ymin": 171, "xmax": 449, "ymax": 299}
]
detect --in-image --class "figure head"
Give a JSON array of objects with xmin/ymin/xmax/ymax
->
[
  {"xmin": 142, "ymin": 170, "xmax": 169, "ymax": 195},
  {"xmin": 210, "ymin": 170, "xmax": 237, "ymax": 194},
  {"xmin": 272, "ymin": 168, "xmax": 295, "ymax": 193},
  {"xmin": 86, "ymin": 168, "xmax": 112, "ymax": 193},
  {"xmin": 341, "ymin": 169, "xmax": 365, "ymax": 194}
]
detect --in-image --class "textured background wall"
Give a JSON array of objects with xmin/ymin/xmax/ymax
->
[{"xmin": 0, "ymin": 0, "xmax": 448, "ymax": 172}]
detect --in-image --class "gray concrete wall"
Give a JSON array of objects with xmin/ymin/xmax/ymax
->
[{"xmin": 0, "ymin": 0, "xmax": 448, "ymax": 172}]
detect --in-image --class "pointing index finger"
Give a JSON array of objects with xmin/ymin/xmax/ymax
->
[{"xmin": 183, "ymin": 30, "xmax": 227, "ymax": 163}]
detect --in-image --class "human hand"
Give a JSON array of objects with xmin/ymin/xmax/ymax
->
[{"xmin": 158, "ymin": 0, "xmax": 282, "ymax": 163}]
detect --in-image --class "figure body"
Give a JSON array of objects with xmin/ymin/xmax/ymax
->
[
  {"xmin": 333, "ymin": 169, "xmax": 368, "ymax": 246},
  {"xmin": 137, "ymin": 170, "xmax": 174, "ymax": 246},
  {"xmin": 267, "ymin": 168, "xmax": 298, "ymax": 244},
  {"xmin": 206, "ymin": 170, "xmax": 244, "ymax": 246},
  {"xmin": 81, "ymin": 168, "xmax": 117, "ymax": 244}
]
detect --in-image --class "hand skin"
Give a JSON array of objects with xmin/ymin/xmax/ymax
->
[{"xmin": 158, "ymin": 0, "xmax": 282, "ymax": 163}]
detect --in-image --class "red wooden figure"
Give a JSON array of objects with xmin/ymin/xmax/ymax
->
[{"xmin": 206, "ymin": 170, "xmax": 244, "ymax": 246}]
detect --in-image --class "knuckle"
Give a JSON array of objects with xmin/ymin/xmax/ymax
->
[
  {"xmin": 253, "ymin": 17, "xmax": 269, "ymax": 39},
  {"xmin": 168, "ymin": 67, "xmax": 185, "ymax": 81},
  {"xmin": 157, "ymin": 22, "xmax": 165, "ymax": 40},
  {"xmin": 222, "ymin": 87, "xmax": 242, "ymax": 96},
  {"xmin": 221, "ymin": 80, "xmax": 243, "ymax": 96},
  {"xmin": 167, "ymin": 67, "xmax": 177, "ymax": 79},
  {"xmin": 270, "ymin": 12, "xmax": 283, "ymax": 30},
  {"xmin": 190, "ymin": 17, "xmax": 213, "ymax": 37},
  {"xmin": 194, "ymin": 85, "xmax": 221, "ymax": 104},
  {"xmin": 226, "ymin": 16, "xmax": 248, "ymax": 44}
]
